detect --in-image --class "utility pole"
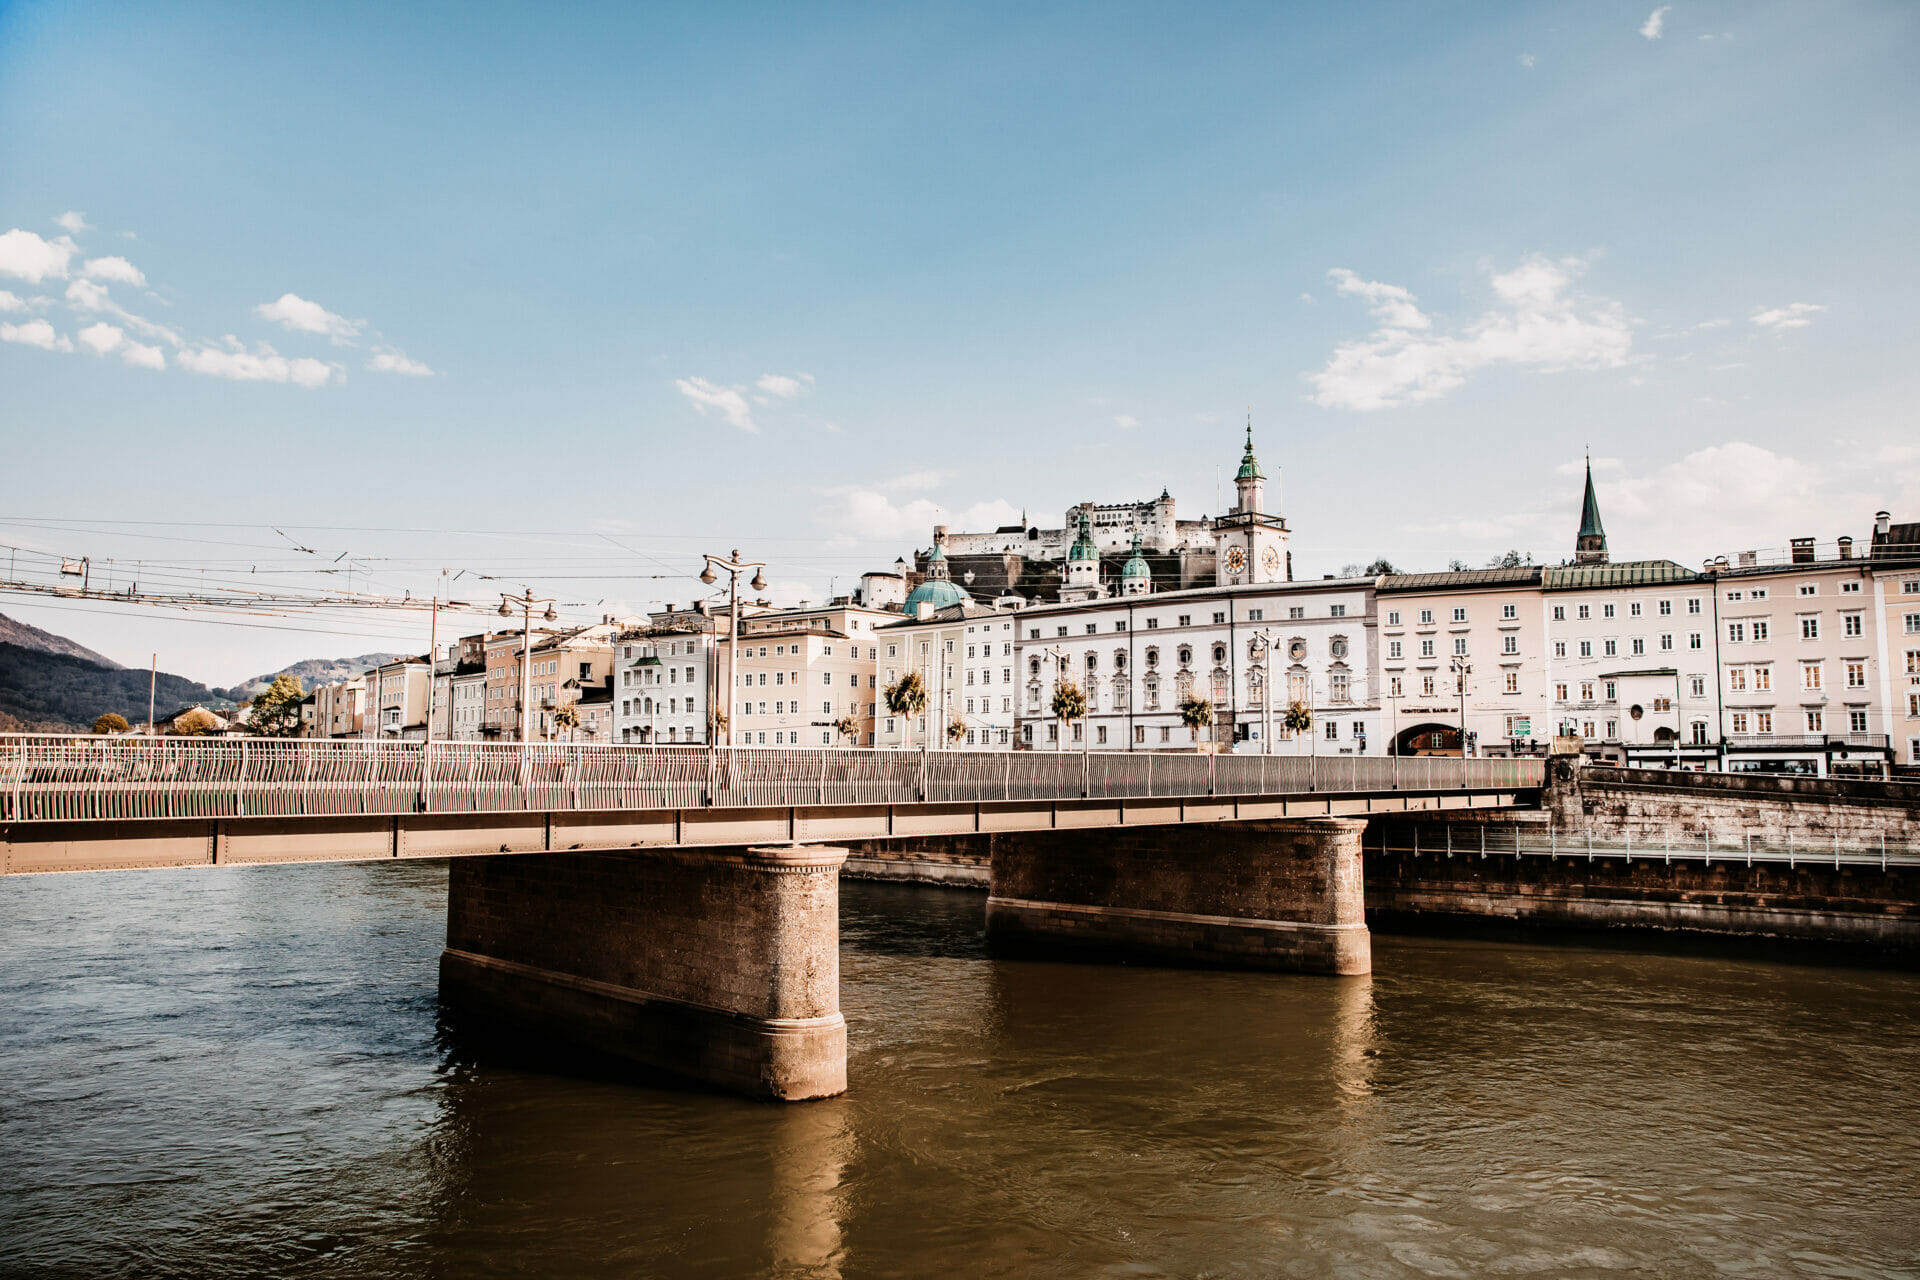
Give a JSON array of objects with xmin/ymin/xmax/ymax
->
[
  {"xmin": 1250, "ymin": 627, "xmax": 1278, "ymax": 754},
  {"xmin": 424, "ymin": 570, "xmax": 468, "ymax": 744},
  {"xmin": 147, "ymin": 653, "xmax": 156, "ymax": 735},
  {"xmin": 1042, "ymin": 644, "xmax": 1068, "ymax": 752},
  {"xmin": 1451, "ymin": 654, "xmax": 1472, "ymax": 758},
  {"xmin": 498, "ymin": 589, "xmax": 556, "ymax": 754},
  {"xmin": 699, "ymin": 550, "xmax": 766, "ymax": 749}
]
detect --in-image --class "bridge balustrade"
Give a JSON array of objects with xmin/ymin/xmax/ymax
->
[{"xmin": 0, "ymin": 735, "xmax": 1544, "ymax": 824}]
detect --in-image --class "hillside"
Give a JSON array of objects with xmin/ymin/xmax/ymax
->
[
  {"xmin": 0, "ymin": 642, "xmax": 229, "ymax": 732},
  {"xmin": 220, "ymin": 652, "xmax": 405, "ymax": 700},
  {"xmin": 0, "ymin": 612, "xmax": 122, "ymax": 669}
]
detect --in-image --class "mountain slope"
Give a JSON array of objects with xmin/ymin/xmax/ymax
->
[
  {"xmin": 0, "ymin": 642, "xmax": 227, "ymax": 731},
  {"xmin": 221, "ymin": 652, "xmax": 405, "ymax": 700},
  {"xmin": 0, "ymin": 612, "xmax": 122, "ymax": 669}
]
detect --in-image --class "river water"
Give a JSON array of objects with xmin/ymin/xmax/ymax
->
[{"xmin": 2, "ymin": 861, "xmax": 1917, "ymax": 1279}]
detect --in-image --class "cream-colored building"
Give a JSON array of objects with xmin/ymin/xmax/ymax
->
[
  {"xmin": 1871, "ymin": 513, "xmax": 1920, "ymax": 768},
  {"xmin": 724, "ymin": 602, "xmax": 892, "ymax": 747},
  {"xmin": 875, "ymin": 601, "xmax": 1022, "ymax": 749},
  {"xmin": 369, "ymin": 657, "xmax": 431, "ymax": 738}
]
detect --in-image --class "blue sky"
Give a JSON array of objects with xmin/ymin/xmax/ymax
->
[{"xmin": 3, "ymin": 1, "xmax": 1917, "ymax": 682}]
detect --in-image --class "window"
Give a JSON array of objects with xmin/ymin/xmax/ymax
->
[
  {"xmin": 1555, "ymin": 683, "xmax": 1568, "ymax": 701},
  {"xmin": 1907, "ymin": 613, "xmax": 1920, "ymax": 635},
  {"xmin": 1846, "ymin": 662, "xmax": 1866, "ymax": 689},
  {"xmin": 1603, "ymin": 603, "xmax": 1615, "ymax": 619},
  {"xmin": 1452, "ymin": 637, "xmax": 1468, "ymax": 656},
  {"xmin": 1247, "ymin": 609, "xmax": 1262, "ymax": 621},
  {"xmin": 1801, "ymin": 617, "xmax": 1820, "ymax": 640},
  {"xmin": 1502, "ymin": 603, "xmax": 1517, "ymax": 620},
  {"xmin": 1731, "ymin": 712, "xmax": 1748, "ymax": 734},
  {"xmin": 1578, "ymin": 604, "xmax": 1591, "ymax": 620},
  {"xmin": 1605, "ymin": 719, "xmax": 1617, "ymax": 738},
  {"xmin": 1330, "ymin": 604, "xmax": 1347, "ymax": 617},
  {"xmin": 1580, "ymin": 682, "xmax": 1594, "ymax": 701},
  {"xmin": 1752, "ymin": 588, "xmax": 1768, "ymax": 601},
  {"xmin": 1504, "ymin": 672, "xmax": 1519, "ymax": 693},
  {"xmin": 1729, "ymin": 668, "xmax": 1747, "ymax": 692},
  {"xmin": 1806, "ymin": 710, "xmax": 1823, "ymax": 734},
  {"xmin": 1660, "ymin": 634, "xmax": 1673, "ymax": 651},
  {"xmin": 1799, "ymin": 584, "xmax": 1817, "ymax": 597},
  {"xmin": 1754, "ymin": 666, "xmax": 1772, "ymax": 691},
  {"xmin": 1177, "ymin": 615, "xmax": 1191, "ymax": 627},
  {"xmin": 1688, "ymin": 598, "xmax": 1702, "ymax": 615},
  {"xmin": 1579, "ymin": 640, "xmax": 1593, "ymax": 658},
  {"xmin": 1604, "ymin": 639, "xmax": 1617, "ymax": 657},
  {"xmin": 1604, "ymin": 681, "xmax": 1617, "ymax": 701},
  {"xmin": 1726, "ymin": 591, "xmax": 1743, "ymax": 602},
  {"xmin": 1690, "ymin": 676, "xmax": 1706, "ymax": 698},
  {"xmin": 1288, "ymin": 606, "xmax": 1305, "ymax": 620},
  {"xmin": 1552, "ymin": 605, "xmax": 1566, "ymax": 621},
  {"xmin": 1554, "ymin": 641, "xmax": 1567, "ymax": 658},
  {"xmin": 1389, "ymin": 640, "xmax": 1403, "ymax": 659},
  {"xmin": 1146, "ymin": 618, "xmax": 1159, "ymax": 630},
  {"xmin": 1756, "ymin": 712, "xmax": 1773, "ymax": 734},
  {"xmin": 1419, "ymin": 609, "xmax": 1434, "ymax": 625},
  {"xmin": 1728, "ymin": 622, "xmax": 1746, "ymax": 644},
  {"xmin": 1631, "ymin": 637, "xmax": 1645, "ymax": 656},
  {"xmin": 1421, "ymin": 675, "xmax": 1435, "ymax": 697},
  {"xmin": 1452, "ymin": 607, "xmax": 1467, "ymax": 623},
  {"xmin": 1212, "ymin": 612, "xmax": 1226, "ymax": 625},
  {"xmin": 1420, "ymin": 639, "xmax": 1435, "ymax": 658},
  {"xmin": 1844, "ymin": 614, "xmax": 1863, "ymax": 637},
  {"xmin": 1630, "ymin": 602, "xmax": 1641, "ymax": 617},
  {"xmin": 1387, "ymin": 610, "xmax": 1401, "ymax": 625},
  {"xmin": 1850, "ymin": 710, "xmax": 1868, "ymax": 733},
  {"xmin": 1390, "ymin": 676, "xmax": 1403, "ymax": 697},
  {"xmin": 1503, "ymin": 635, "xmax": 1518, "ymax": 655},
  {"xmin": 1752, "ymin": 621, "xmax": 1770, "ymax": 642},
  {"xmin": 1690, "ymin": 632, "xmax": 1703, "ymax": 650},
  {"xmin": 1841, "ymin": 581, "xmax": 1860, "ymax": 594},
  {"xmin": 1803, "ymin": 664, "xmax": 1822, "ymax": 691},
  {"xmin": 1324, "ymin": 720, "xmax": 1338, "ymax": 741},
  {"xmin": 1160, "ymin": 726, "xmax": 1172, "ymax": 743}
]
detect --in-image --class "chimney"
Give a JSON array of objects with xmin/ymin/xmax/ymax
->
[
  {"xmin": 1837, "ymin": 536, "xmax": 1853, "ymax": 560},
  {"xmin": 1876, "ymin": 511, "xmax": 1892, "ymax": 536},
  {"xmin": 915, "ymin": 601, "xmax": 934, "ymax": 621},
  {"xmin": 1790, "ymin": 537, "xmax": 1815, "ymax": 564}
]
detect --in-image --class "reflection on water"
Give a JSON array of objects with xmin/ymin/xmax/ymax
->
[{"xmin": 3, "ymin": 863, "xmax": 1918, "ymax": 1278}]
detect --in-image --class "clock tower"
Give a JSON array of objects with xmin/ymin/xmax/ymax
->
[{"xmin": 1213, "ymin": 419, "xmax": 1290, "ymax": 586}]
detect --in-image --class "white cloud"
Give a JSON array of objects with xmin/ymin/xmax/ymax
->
[
  {"xmin": 1308, "ymin": 257, "xmax": 1633, "ymax": 411},
  {"xmin": 877, "ymin": 470, "xmax": 951, "ymax": 492},
  {"xmin": 0, "ymin": 229, "xmax": 77, "ymax": 283},
  {"xmin": 121, "ymin": 341, "xmax": 166, "ymax": 371},
  {"xmin": 63, "ymin": 278, "xmax": 182, "ymax": 346},
  {"xmin": 819, "ymin": 487, "xmax": 1022, "ymax": 546},
  {"xmin": 1, "ymin": 319, "xmax": 74, "ymax": 352},
  {"xmin": 755, "ymin": 372, "xmax": 814, "ymax": 398},
  {"xmin": 1751, "ymin": 302, "xmax": 1827, "ymax": 331},
  {"xmin": 1518, "ymin": 53, "xmax": 1536, "ymax": 68},
  {"xmin": 1640, "ymin": 6, "xmax": 1670, "ymax": 39},
  {"xmin": 368, "ymin": 348, "xmax": 435, "ymax": 376},
  {"xmin": 178, "ymin": 340, "xmax": 334, "ymax": 388},
  {"xmin": 55, "ymin": 211, "xmax": 90, "ymax": 234},
  {"xmin": 0, "ymin": 290, "xmax": 26, "ymax": 312},
  {"xmin": 254, "ymin": 292, "xmax": 361, "ymax": 340},
  {"xmin": 82, "ymin": 256, "xmax": 146, "ymax": 287},
  {"xmin": 77, "ymin": 322, "xmax": 124, "ymax": 355},
  {"xmin": 1114, "ymin": 414, "xmax": 1141, "ymax": 429},
  {"xmin": 675, "ymin": 376, "xmax": 757, "ymax": 432}
]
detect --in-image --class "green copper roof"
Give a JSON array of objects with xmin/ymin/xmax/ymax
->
[
  {"xmin": 1236, "ymin": 420, "xmax": 1262, "ymax": 481},
  {"xmin": 1121, "ymin": 532, "xmax": 1150, "ymax": 578},
  {"xmin": 1578, "ymin": 459, "xmax": 1605, "ymax": 540},
  {"xmin": 903, "ymin": 578, "xmax": 968, "ymax": 611},
  {"xmin": 1068, "ymin": 511, "xmax": 1097, "ymax": 561},
  {"xmin": 926, "ymin": 540, "xmax": 948, "ymax": 563}
]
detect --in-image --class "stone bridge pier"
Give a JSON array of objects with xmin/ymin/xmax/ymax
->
[
  {"xmin": 985, "ymin": 818, "xmax": 1371, "ymax": 975},
  {"xmin": 440, "ymin": 844, "xmax": 849, "ymax": 1101}
]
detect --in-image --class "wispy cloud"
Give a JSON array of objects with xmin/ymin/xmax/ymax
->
[
  {"xmin": 0, "ymin": 290, "xmax": 29, "ymax": 312},
  {"xmin": 1640, "ymin": 6, "xmax": 1670, "ymax": 39},
  {"xmin": 64, "ymin": 278, "xmax": 183, "ymax": 345},
  {"xmin": 1751, "ymin": 302, "xmax": 1827, "ymax": 331},
  {"xmin": 1518, "ymin": 52, "xmax": 1536, "ymax": 68},
  {"xmin": 755, "ymin": 372, "xmax": 814, "ymax": 399},
  {"xmin": 81, "ymin": 256, "xmax": 146, "ymax": 287},
  {"xmin": 676, "ymin": 376, "xmax": 758, "ymax": 432},
  {"xmin": 367, "ymin": 347, "xmax": 435, "ymax": 376},
  {"xmin": 1308, "ymin": 257, "xmax": 1633, "ymax": 411},
  {"xmin": 255, "ymin": 292, "xmax": 361, "ymax": 341},
  {"xmin": 54, "ymin": 211, "xmax": 90, "ymax": 234},
  {"xmin": 1114, "ymin": 414, "xmax": 1141, "ymax": 429},
  {"xmin": 1, "ymin": 319, "xmax": 73, "ymax": 352},
  {"xmin": 178, "ymin": 339, "xmax": 335, "ymax": 388},
  {"xmin": 75, "ymin": 321, "xmax": 166, "ymax": 370}
]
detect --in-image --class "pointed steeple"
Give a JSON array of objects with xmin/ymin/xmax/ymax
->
[
  {"xmin": 1574, "ymin": 456, "xmax": 1609, "ymax": 565},
  {"xmin": 1069, "ymin": 510, "xmax": 1097, "ymax": 562},
  {"xmin": 1236, "ymin": 413, "xmax": 1263, "ymax": 481}
]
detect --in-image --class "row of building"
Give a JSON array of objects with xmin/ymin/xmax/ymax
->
[{"xmin": 299, "ymin": 429, "xmax": 1920, "ymax": 777}]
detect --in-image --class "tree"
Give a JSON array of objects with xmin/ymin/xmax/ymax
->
[
  {"xmin": 1284, "ymin": 700, "xmax": 1314, "ymax": 735},
  {"xmin": 885, "ymin": 671, "xmax": 929, "ymax": 719},
  {"xmin": 248, "ymin": 673, "xmax": 306, "ymax": 738},
  {"xmin": 552, "ymin": 702, "xmax": 580, "ymax": 741},
  {"xmin": 1178, "ymin": 695, "xmax": 1214, "ymax": 745},
  {"xmin": 1050, "ymin": 679, "xmax": 1086, "ymax": 748},
  {"xmin": 1485, "ymin": 549, "xmax": 1531, "ymax": 568},
  {"xmin": 833, "ymin": 714, "xmax": 860, "ymax": 745},
  {"xmin": 172, "ymin": 707, "xmax": 221, "ymax": 736},
  {"xmin": 92, "ymin": 712, "xmax": 130, "ymax": 735},
  {"xmin": 945, "ymin": 716, "xmax": 969, "ymax": 744},
  {"xmin": 1448, "ymin": 559, "xmax": 1469, "ymax": 572},
  {"xmin": 1338, "ymin": 557, "xmax": 1400, "ymax": 577},
  {"xmin": 709, "ymin": 707, "xmax": 728, "ymax": 739}
]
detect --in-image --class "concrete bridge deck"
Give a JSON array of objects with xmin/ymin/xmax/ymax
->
[{"xmin": 0, "ymin": 737, "xmax": 1542, "ymax": 875}]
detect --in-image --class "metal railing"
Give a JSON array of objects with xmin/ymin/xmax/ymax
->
[
  {"xmin": 0, "ymin": 735, "xmax": 1544, "ymax": 824},
  {"xmin": 1373, "ymin": 822, "xmax": 1920, "ymax": 870}
]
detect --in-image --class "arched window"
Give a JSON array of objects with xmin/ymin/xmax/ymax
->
[
  {"xmin": 1113, "ymin": 649, "xmax": 1127, "ymax": 671},
  {"xmin": 1144, "ymin": 646, "xmax": 1159, "ymax": 668},
  {"xmin": 1249, "ymin": 666, "xmax": 1266, "ymax": 707},
  {"xmin": 1029, "ymin": 656, "xmax": 1042, "ymax": 677},
  {"xmin": 1177, "ymin": 645, "xmax": 1192, "ymax": 667},
  {"xmin": 1212, "ymin": 643, "xmax": 1227, "ymax": 665},
  {"xmin": 1143, "ymin": 674, "xmax": 1161, "ymax": 710},
  {"xmin": 1085, "ymin": 652, "xmax": 1098, "ymax": 672}
]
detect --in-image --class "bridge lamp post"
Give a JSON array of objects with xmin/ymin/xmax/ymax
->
[
  {"xmin": 1250, "ymin": 627, "xmax": 1279, "ymax": 755},
  {"xmin": 699, "ymin": 550, "xmax": 766, "ymax": 749},
  {"xmin": 1043, "ymin": 644, "xmax": 1068, "ymax": 753},
  {"xmin": 1450, "ymin": 654, "xmax": 1472, "ymax": 759},
  {"xmin": 499, "ymin": 590, "xmax": 557, "ymax": 748}
]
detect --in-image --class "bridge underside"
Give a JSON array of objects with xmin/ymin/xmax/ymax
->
[{"xmin": 1, "ymin": 788, "xmax": 1531, "ymax": 875}]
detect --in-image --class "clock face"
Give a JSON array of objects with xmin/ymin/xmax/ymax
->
[
  {"xmin": 1261, "ymin": 546, "xmax": 1282, "ymax": 574},
  {"xmin": 1224, "ymin": 546, "xmax": 1246, "ymax": 572}
]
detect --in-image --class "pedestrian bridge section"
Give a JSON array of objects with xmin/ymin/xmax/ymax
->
[{"xmin": 0, "ymin": 738, "xmax": 1543, "ymax": 876}]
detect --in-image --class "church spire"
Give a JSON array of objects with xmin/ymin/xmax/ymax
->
[
  {"xmin": 1236, "ymin": 411, "xmax": 1262, "ymax": 481},
  {"xmin": 1574, "ymin": 455, "xmax": 1609, "ymax": 565}
]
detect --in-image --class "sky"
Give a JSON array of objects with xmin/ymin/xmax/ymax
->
[{"xmin": 2, "ymin": 0, "xmax": 1918, "ymax": 685}]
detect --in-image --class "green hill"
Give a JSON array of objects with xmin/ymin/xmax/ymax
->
[{"xmin": 0, "ymin": 642, "xmax": 229, "ymax": 732}]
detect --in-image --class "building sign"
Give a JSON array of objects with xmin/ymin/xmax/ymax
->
[{"xmin": 1511, "ymin": 718, "xmax": 1531, "ymax": 737}]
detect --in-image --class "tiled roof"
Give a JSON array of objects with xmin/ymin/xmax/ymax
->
[
  {"xmin": 1379, "ymin": 567, "xmax": 1541, "ymax": 592},
  {"xmin": 1542, "ymin": 559, "xmax": 1698, "ymax": 590}
]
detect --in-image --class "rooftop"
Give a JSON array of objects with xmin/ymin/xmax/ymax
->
[
  {"xmin": 1379, "ymin": 567, "xmax": 1542, "ymax": 592},
  {"xmin": 1542, "ymin": 560, "xmax": 1699, "ymax": 590}
]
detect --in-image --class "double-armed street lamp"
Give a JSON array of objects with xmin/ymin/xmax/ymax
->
[
  {"xmin": 499, "ymin": 589, "xmax": 557, "ymax": 747},
  {"xmin": 1450, "ymin": 653, "xmax": 1472, "ymax": 759},
  {"xmin": 700, "ymin": 550, "xmax": 766, "ymax": 749}
]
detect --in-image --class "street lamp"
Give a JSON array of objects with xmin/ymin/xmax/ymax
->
[
  {"xmin": 1043, "ymin": 644, "xmax": 1068, "ymax": 752},
  {"xmin": 1450, "ymin": 654, "xmax": 1472, "ymax": 758},
  {"xmin": 1250, "ymin": 627, "xmax": 1279, "ymax": 754},
  {"xmin": 500, "ymin": 589, "xmax": 557, "ymax": 749},
  {"xmin": 700, "ymin": 549, "xmax": 766, "ymax": 748}
]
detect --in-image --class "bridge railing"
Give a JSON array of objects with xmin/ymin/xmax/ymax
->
[
  {"xmin": 0, "ymin": 736, "xmax": 1544, "ymax": 824},
  {"xmin": 1372, "ymin": 821, "xmax": 1920, "ymax": 870}
]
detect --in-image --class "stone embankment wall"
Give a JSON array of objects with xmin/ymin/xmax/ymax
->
[
  {"xmin": 842, "ymin": 835, "xmax": 993, "ymax": 888},
  {"xmin": 1546, "ymin": 761, "xmax": 1920, "ymax": 844}
]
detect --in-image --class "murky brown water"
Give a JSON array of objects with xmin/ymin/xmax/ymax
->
[{"xmin": 2, "ymin": 861, "xmax": 1917, "ymax": 1278}]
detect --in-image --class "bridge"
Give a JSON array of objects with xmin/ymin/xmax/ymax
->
[{"xmin": 2, "ymin": 736, "xmax": 1544, "ymax": 1102}]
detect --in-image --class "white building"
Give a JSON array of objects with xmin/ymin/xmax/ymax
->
[
  {"xmin": 874, "ymin": 600, "xmax": 1023, "ymax": 749},
  {"xmin": 615, "ymin": 625, "xmax": 717, "ymax": 744}
]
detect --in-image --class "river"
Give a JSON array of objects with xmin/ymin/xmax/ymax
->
[{"xmin": 2, "ymin": 860, "xmax": 1917, "ymax": 1278}]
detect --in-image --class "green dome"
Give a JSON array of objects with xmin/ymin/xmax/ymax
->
[
  {"xmin": 1068, "ymin": 512, "xmax": 1098, "ymax": 562},
  {"xmin": 904, "ymin": 578, "xmax": 969, "ymax": 611},
  {"xmin": 1121, "ymin": 533, "xmax": 1150, "ymax": 579},
  {"xmin": 1236, "ymin": 421, "xmax": 1263, "ymax": 481}
]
